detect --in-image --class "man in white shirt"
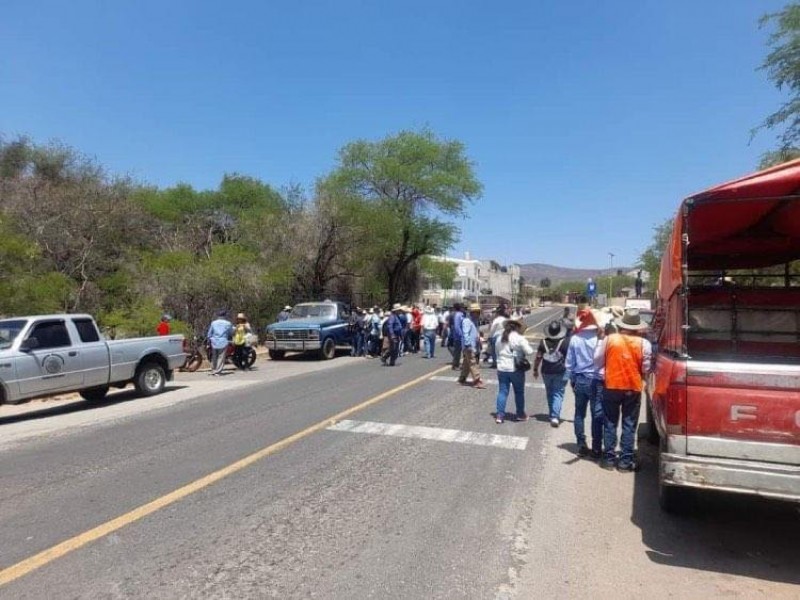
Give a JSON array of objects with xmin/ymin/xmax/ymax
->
[
  {"xmin": 421, "ymin": 306, "xmax": 439, "ymax": 358},
  {"xmin": 486, "ymin": 305, "xmax": 509, "ymax": 368}
]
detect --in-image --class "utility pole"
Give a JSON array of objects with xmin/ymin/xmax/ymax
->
[{"xmin": 608, "ymin": 252, "xmax": 615, "ymax": 303}]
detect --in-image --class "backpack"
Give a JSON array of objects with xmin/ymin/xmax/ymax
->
[{"xmin": 542, "ymin": 338, "xmax": 566, "ymax": 364}]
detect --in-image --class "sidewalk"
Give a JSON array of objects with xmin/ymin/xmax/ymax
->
[{"xmin": 512, "ymin": 385, "xmax": 799, "ymax": 600}]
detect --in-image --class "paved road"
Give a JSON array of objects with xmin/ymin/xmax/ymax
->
[{"xmin": 1, "ymin": 305, "xmax": 797, "ymax": 599}]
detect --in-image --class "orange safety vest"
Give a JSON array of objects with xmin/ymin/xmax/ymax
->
[{"xmin": 604, "ymin": 333, "xmax": 644, "ymax": 392}]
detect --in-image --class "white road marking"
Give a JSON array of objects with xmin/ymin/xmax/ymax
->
[
  {"xmin": 430, "ymin": 375, "xmax": 545, "ymax": 388},
  {"xmin": 327, "ymin": 419, "xmax": 528, "ymax": 450}
]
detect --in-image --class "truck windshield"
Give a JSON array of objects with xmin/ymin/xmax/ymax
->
[
  {"xmin": 291, "ymin": 304, "xmax": 336, "ymax": 319},
  {"xmin": 0, "ymin": 319, "xmax": 26, "ymax": 350}
]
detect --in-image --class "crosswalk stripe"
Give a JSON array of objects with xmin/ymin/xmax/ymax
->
[
  {"xmin": 430, "ymin": 375, "xmax": 545, "ymax": 388},
  {"xmin": 327, "ymin": 419, "xmax": 528, "ymax": 450}
]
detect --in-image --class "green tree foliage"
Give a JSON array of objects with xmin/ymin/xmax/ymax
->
[
  {"xmin": 539, "ymin": 277, "xmax": 551, "ymax": 289},
  {"xmin": 0, "ymin": 130, "xmax": 478, "ymax": 332},
  {"xmin": 419, "ymin": 256, "xmax": 457, "ymax": 291},
  {"xmin": 324, "ymin": 129, "xmax": 482, "ymax": 303},
  {"xmin": 757, "ymin": 3, "xmax": 800, "ymax": 160},
  {"xmin": 638, "ymin": 218, "xmax": 674, "ymax": 290}
]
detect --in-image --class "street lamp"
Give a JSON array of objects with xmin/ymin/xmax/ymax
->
[{"xmin": 608, "ymin": 252, "xmax": 615, "ymax": 302}]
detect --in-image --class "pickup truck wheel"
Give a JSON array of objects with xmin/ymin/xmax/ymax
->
[
  {"xmin": 320, "ymin": 337, "xmax": 336, "ymax": 360},
  {"xmin": 135, "ymin": 362, "xmax": 166, "ymax": 396},
  {"xmin": 80, "ymin": 386, "xmax": 109, "ymax": 403},
  {"xmin": 268, "ymin": 349, "xmax": 285, "ymax": 360}
]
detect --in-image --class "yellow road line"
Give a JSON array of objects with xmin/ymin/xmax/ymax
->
[{"xmin": 0, "ymin": 365, "xmax": 451, "ymax": 587}]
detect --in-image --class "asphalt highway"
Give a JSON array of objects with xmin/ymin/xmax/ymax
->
[
  {"xmin": 2, "ymin": 304, "xmax": 797, "ymax": 599},
  {"xmin": 0, "ymin": 308, "xmax": 563, "ymax": 598}
]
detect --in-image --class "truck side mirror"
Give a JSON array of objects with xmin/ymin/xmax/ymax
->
[{"xmin": 20, "ymin": 337, "xmax": 39, "ymax": 352}]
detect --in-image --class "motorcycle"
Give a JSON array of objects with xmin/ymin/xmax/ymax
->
[{"xmin": 205, "ymin": 339, "xmax": 257, "ymax": 370}]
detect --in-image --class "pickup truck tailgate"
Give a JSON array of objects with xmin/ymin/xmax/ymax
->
[{"xmin": 686, "ymin": 361, "xmax": 800, "ymax": 465}]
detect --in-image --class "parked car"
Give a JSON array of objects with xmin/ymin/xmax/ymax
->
[
  {"xmin": 263, "ymin": 301, "xmax": 353, "ymax": 360},
  {"xmin": 0, "ymin": 314, "xmax": 185, "ymax": 404},
  {"xmin": 649, "ymin": 161, "xmax": 800, "ymax": 513}
]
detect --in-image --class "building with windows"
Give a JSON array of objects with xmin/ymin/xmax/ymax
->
[{"xmin": 421, "ymin": 253, "xmax": 520, "ymax": 307}]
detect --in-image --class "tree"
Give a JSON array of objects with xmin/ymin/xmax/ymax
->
[
  {"xmin": 539, "ymin": 277, "xmax": 551, "ymax": 289},
  {"xmin": 325, "ymin": 129, "xmax": 482, "ymax": 303},
  {"xmin": 638, "ymin": 217, "xmax": 674, "ymax": 290},
  {"xmin": 756, "ymin": 4, "xmax": 800, "ymax": 158}
]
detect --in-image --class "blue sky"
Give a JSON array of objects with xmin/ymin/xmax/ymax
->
[{"xmin": 0, "ymin": 0, "xmax": 790, "ymax": 268}]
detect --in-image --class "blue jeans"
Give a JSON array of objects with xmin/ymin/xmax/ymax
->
[
  {"xmin": 423, "ymin": 330, "xmax": 436, "ymax": 358},
  {"xmin": 602, "ymin": 389, "xmax": 642, "ymax": 466},
  {"xmin": 542, "ymin": 371, "xmax": 568, "ymax": 421},
  {"xmin": 572, "ymin": 374, "xmax": 604, "ymax": 452},
  {"xmin": 496, "ymin": 370, "xmax": 526, "ymax": 419}
]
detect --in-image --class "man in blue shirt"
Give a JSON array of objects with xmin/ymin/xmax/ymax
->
[
  {"xmin": 565, "ymin": 308, "xmax": 604, "ymax": 458},
  {"xmin": 449, "ymin": 303, "xmax": 465, "ymax": 370},
  {"xmin": 381, "ymin": 304, "xmax": 404, "ymax": 366},
  {"xmin": 207, "ymin": 310, "xmax": 233, "ymax": 376},
  {"xmin": 458, "ymin": 304, "xmax": 486, "ymax": 389}
]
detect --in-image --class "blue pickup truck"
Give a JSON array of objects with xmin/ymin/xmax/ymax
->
[{"xmin": 263, "ymin": 301, "xmax": 353, "ymax": 360}]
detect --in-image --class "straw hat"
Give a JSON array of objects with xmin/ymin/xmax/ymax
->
[
  {"xmin": 468, "ymin": 303, "xmax": 481, "ymax": 313},
  {"xmin": 236, "ymin": 312, "xmax": 246, "ymax": 321},
  {"xmin": 614, "ymin": 308, "xmax": 649, "ymax": 331}
]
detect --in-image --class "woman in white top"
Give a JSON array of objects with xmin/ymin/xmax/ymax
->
[{"xmin": 494, "ymin": 318, "xmax": 535, "ymax": 423}]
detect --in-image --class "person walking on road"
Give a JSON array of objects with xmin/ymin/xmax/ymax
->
[
  {"xmin": 207, "ymin": 310, "xmax": 233, "ymax": 376},
  {"xmin": 565, "ymin": 308, "xmax": 604, "ymax": 458},
  {"xmin": 458, "ymin": 304, "xmax": 486, "ymax": 389},
  {"xmin": 486, "ymin": 305, "xmax": 509, "ymax": 368},
  {"xmin": 594, "ymin": 308, "xmax": 652, "ymax": 472},
  {"xmin": 533, "ymin": 320, "xmax": 570, "ymax": 427},
  {"xmin": 381, "ymin": 304, "xmax": 404, "ymax": 366},
  {"xmin": 421, "ymin": 305, "xmax": 438, "ymax": 358},
  {"xmin": 449, "ymin": 303, "xmax": 465, "ymax": 370},
  {"xmin": 494, "ymin": 318, "xmax": 535, "ymax": 423}
]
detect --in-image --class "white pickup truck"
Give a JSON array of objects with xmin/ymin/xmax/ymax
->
[{"xmin": 0, "ymin": 314, "xmax": 185, "ymax": 404}]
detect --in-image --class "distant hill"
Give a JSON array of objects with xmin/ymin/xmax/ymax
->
[{"xmin": 518, "ymin": 263, "xmax": 632, "ymax": 286}]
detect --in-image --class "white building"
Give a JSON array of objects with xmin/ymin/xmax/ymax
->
[{"xmin": 421, "ymin": 253, "xmax": 520, "ymax": 306}]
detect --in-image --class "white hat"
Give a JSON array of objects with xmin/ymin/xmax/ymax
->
[{"xmin": 284, "ymin": 305, "xmax": 292, "ymax": 311}]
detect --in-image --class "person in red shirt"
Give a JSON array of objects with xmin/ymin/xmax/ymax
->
[
  {"xmin": 410, "ymin": 306, "xmax": 423, "ymax": 353},
  {"xmin": 156, "ymin": 314, "xmax": 171, "ymax": 336}
]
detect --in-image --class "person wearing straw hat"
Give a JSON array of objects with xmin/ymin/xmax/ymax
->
[
  {"xmin": 594, "ymin": 308, "xmax": 652, "ymax": 472},
  {"xmin": 565, "ymin": 307, "xmax": 605, "ymax": 458},
  {"xmin": 232, "ymin": 313, "xmax": 253, "ymax": 370},
  {"xmin": 277, "ymin": 305, "xmax": 292, "ymax": 322},
  {"xmin": 533, "ymin": 319, "xmax": 570, "ymax": 427},
  {"xmin": 380, "ymin": 303, "xmax": 404, "ymax": 366},
  {"xmin": 494, "ymin": 317, "xmax": 535, "ymax": 423},
  {"xmin": 457, "ymin": 303, "xmax": 486, "ymax": 389}
]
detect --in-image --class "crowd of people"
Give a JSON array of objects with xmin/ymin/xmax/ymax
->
[
  {"xmin": 170, "ymin": 298, "xmax": 651, "ymax": 471},
  {"xmin": 382, "ymin": 298, "xmax": 652, "ymax": 472}
]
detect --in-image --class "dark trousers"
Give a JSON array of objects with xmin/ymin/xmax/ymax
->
[
  {"xmin": 381, "ymin": 337, "xmax": 399, "ymax": 365},
  {"xmin": 602, "ymin": 389, "xmax": 642, "ymax": 466},
  {"xmin": 450, "ymin": 340, "xmax": 462, "ymax": 368}
]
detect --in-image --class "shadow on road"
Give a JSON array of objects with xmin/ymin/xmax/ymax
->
[
  {"xmin": 631, "ymin": 441, "xmax": 800, "ymax": 585},
  {"xmin": 0, "ymin": 386, "xmax": 189, "ymax": 426}
]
